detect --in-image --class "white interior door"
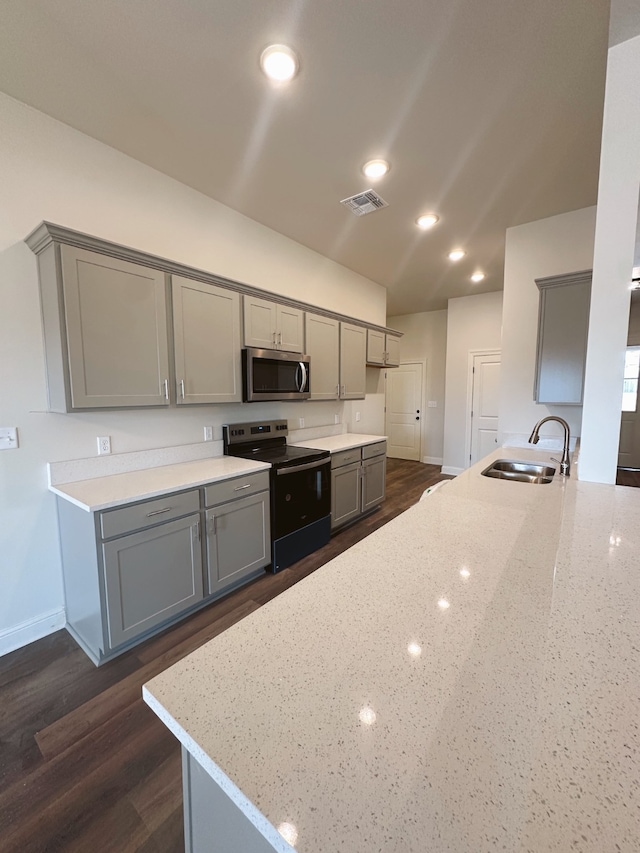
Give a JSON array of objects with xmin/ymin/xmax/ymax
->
[
  {"xmin": 469, "ymin": 352, "xmax": 501, "ymax": 465},
  {"xmin": 385, "ymin": 362, "xmax": 423, "ymax": 461}
]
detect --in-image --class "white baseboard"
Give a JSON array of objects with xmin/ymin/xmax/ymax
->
[
  {"xmin": 422, "ymin": 456, "xmax": 443, "ymax": 466},
  {"xmin": 441, "ymin": 465, "xmax": 464, "ymax": 476},
  {"xmin": 0, "ymin": 608, "xmax": 66, "ymax": 658}
]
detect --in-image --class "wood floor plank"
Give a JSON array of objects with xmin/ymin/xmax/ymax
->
[
  {"xmin": 35, "ymin": 598, "xmax": 261, "ymax": 761},
  {"xmin": 0, "ymin": 459, "xmax": 450, "ymax": 852}
]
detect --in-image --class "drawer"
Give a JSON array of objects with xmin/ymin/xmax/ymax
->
[
  {"xmin": 331, "ymin": 447, "xmax": 362, "ymax": 469},
  {"xmin": 362, "ymin": 441, "xmax": 386, "ymax": 460},
  {"xmin": 204, "ymin": 471, "xmax": 270, "ymax": 508},
  {"xmin": 100, "ymin": 489, "xmax": 200, "ymax": 540}
]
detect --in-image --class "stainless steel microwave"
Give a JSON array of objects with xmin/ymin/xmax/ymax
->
[{"xmin": 242, "ymin": 348, "xmax": 311, "ymax": 402}]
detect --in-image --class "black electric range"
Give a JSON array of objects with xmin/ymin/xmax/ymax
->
[{"xmin": 223, "ymin": 420, "xmax": 331, "ymax": 572}]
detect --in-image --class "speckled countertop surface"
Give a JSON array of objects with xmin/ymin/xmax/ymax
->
[
  {"xmin": 50, "ymin": 456, "xmax": 270, "ymax": 512},
  {"xmin": 291, "ymin": 433, "xmax": 386, "ymax": 453},
  {"xmin": 143, "ymin": 447, "xmax": 640, "ymax": 852}
]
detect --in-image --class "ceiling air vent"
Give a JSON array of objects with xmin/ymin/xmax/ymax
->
[{"xmin": 340, "ymin": 189, "xmax": 388, "ymax": 217}]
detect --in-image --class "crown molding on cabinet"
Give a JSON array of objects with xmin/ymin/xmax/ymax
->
[{"xmin": 25, "ymin": 222, "xmax": 402, "ymax": 340}]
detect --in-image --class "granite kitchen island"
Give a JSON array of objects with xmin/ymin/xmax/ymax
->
[{"xmin": 143, "ymin": 447, "xmax": 640, "ymax": 852}]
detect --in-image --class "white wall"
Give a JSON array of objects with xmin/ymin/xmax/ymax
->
[
  {"xmin": 442, "ymin": 292, "xmax": 503, "ymax": 474},
  {"xmin": 499, "ymin": 207, "xmax": 597, "ymax": 444},
  {"xmin": 580, "ymin": 30, "xmax": 640, "ymax": 483},
  {"xmin": 387, "ymin": 311, "xmax": 448, "ymax": 464},
  {"xmin": 0, "ymin": 93, "xmax": 387, "ymax": 654}
]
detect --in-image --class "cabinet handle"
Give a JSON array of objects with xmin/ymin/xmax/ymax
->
[
  {"xmin": 163, "ymin": 379, "xmax": 169, "ymax": 400},
  {"xmin": 209, "ymin": 515, "xmax": 217, "ymax": 535},
  {"xmin": 180, "ymin": 379, "xmax": 185, "ymax": 399},
  {"xmin": 273, "ymin": 331, "xmax": 277, "ymax": 346},
  {"xmin": 195, "ymin": 520, "xmax": 200, "ymax": 541},
  {"xmin": 341, "ymin": 384, "xmax": 346, "ymax": 397},
  {"xmin": 234, "ymin": 483, "xmax": 251, "ymax": 491},
  {"xmin": 278, "ymin": 331, "xmax": 282, "ymax": 346},
  {"xmin": 336, "ymin": 383, "xmax": 340, "ymax": 397},
  {"xmin": 146, "ymin": 507, "xmax": 172, "ymax": 517}
]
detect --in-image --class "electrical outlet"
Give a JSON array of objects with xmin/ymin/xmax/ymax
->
[
  {"xmin": 334, "ymin": 414, "xmax": 340, "ymax": 425},
  {"xmin": 97, "ymin": 436, "xmax": 111, "ymax": 455},
  {"xmin": 299, "ymin": 417, "xmax": 305, "ymax": 428},
  {"xmin": 355, "ymin": 412, "xmax": 361, "ymax": 422},
  {"xmin": 203, "ymin": 426, "xmax": 213, "ymax": 442},
  {"xmin": 428, "ymin": 400, "xmax": 437, "ymax": 408}
]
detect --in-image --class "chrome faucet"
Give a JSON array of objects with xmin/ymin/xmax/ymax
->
[{"xmin": 528, "ymin": 416, "xmax": 571, "ymax": 476}]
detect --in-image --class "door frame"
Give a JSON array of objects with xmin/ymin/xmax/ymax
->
[
  {"xmin": 465, "ymin": 349, "xmax": 501, "ymax": 468},
  {"xmin": 384, "ymin": 360, "xmax": 427, "ymax": 462}
]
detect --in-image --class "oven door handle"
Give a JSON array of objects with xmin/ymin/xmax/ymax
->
[
  {"xmin": 296, "ymin": 362, "xmax": 307, "ymax": 392},
  {"xmin": 276, "ymin": 458, "xmax": 327, "ymax": 476}
]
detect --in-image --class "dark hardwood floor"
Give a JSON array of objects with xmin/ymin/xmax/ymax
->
[{"xmin": 0, "ymin": 459, "xmax": 452, "ymax": 853}]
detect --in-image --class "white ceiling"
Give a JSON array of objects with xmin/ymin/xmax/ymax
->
[{"xmin": 0, "ymin": 0, "xmax": 610, "ymax": 314}]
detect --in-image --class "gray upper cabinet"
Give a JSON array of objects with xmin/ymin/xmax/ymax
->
[
  {"xmin": 366, "ymin": 330, "xmax": 400, "ymax": 367},
  {"xmin": 38, "ymin": 243, "xmax": 170, "ymax": 411},
  {"xmin": 172, "ymin": 276, "xmax": 242, "ymax": 405},
  {"xmin": 340, "ymin": 323, "xmax": 366, "ymax": 399},
  {"xmin": 243, "ymin": 295, "xmax": 304, "ymax": 352},
  {"xmin": 385, "ymin": 336, "xmax": 400, "ymax": 367},
  {"xmin": 534, "ymin": 270, "xmax": 591, "ymax": 405},
  {"xmin": 305, "ymin": 313, "xmax": 340, "ymax": 400}
]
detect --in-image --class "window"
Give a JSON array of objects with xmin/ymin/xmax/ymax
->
[{"xmin": 621, "ymin": 347, "xmax": 640, "ymax": 412}]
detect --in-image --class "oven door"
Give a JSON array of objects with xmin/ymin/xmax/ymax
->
[
  {"xmin": 243, "ymin": 348, "xmax": 311, "ymax": 402},
  {"xmin": 272, "ymin": 458, "xmax": 330, "ymax": 539}
]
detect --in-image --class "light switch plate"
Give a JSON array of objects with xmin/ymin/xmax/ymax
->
[
  {"xmin": 355, "ymin": 412, "xmax": 361, "ymax": 422},
  {"xmin": 427, "ymin": 400, "xmax": 437, "ymax": 408},
  {"xmin": 203, "ymin": 426, "xmax": 213, "ymax": 442},
  {"xmin": 0, "ymin": 427, "xmax": 18, "ymax": 450}
]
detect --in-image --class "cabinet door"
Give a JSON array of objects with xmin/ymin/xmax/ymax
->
[
  {"xmin": 243, "ymin": 295, "xmax": 278, "ymax": 349},
  {"xmin": 172, "ymin": 277, "xmax": 242, "ymax": 404},
  {"xmin": 340, "ymin": 323, "xmax": 366, "ymax": 399},
  {"xmin": 206, "ymin": 492, "xmax": 270, "ymax": 595},
  {"xmin": 366, "ymin": 329, "xmax": 385, "ymax": 365},
  {"xmin": 534, "ymin": 274, "xmax": 591, "ymax": 405},
  {"xmin": 331, "ymin": 461, "xmax": 362, "ymax": 529},
  {"xmin": 61, "ymin": 245, "xmax": 170, "ymax": 408},
  {"xmin": 362, "ymin": 455, "xmax": 386, "ymax": 512},
  {"xmin": 102, "ymin": 514, "xmax": 203, "ymax": 649},
  {"xmin": 277, "ymin": 305, "xmax": 304, "ymax": 353},
  {"xmin": 385, "ymin": 335, "xmax": 400, "ymax": 367},
  {"xmin": 305, "ymin": 313, "xmax": 339, "ymax": 400}
]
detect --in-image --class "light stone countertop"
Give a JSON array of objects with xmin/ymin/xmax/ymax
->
[
  {"xmin": 291, "ymin": 433, "xmax": 386, "ymax": 453},
  {"xmin": 49, "ymin": 456, "xmax": 270, "ymax": 512},
  {"xmin": 143, "ymin": 447, "xmax": 640, "ymax": 852}
]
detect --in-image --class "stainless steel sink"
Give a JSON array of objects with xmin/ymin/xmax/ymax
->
[{"xmin": 481, "ymin": 459, "xmax": 556, "ymax": 484}]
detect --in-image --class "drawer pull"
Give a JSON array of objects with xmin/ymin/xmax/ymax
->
[
  {"xmin": 234, "ymin": 483, "xmax": 251, "ymax": 491},
  {"xmin": 146, "ymin": 507, "xmax": 173, "ymax": 517}
]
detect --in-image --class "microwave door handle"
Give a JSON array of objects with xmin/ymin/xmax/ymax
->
[{"xmin": 297, "ymin": 362, "xmax": 307, "ymax": 392}]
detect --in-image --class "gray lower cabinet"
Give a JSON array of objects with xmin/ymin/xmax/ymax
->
[
  {"xmin": 331, "ymin": 441, "xmax": 386, "ymax": 530},
  {"xmin": 204, "ymin": 473, "xmax": 271, "ymax": 596},
  {"xmin": 58, "ymin": 474, "xmax": 271, "ymax": 666},
  {"xmin": 102, "ymin": 513, "xmax": 203, "ymax": 649}
]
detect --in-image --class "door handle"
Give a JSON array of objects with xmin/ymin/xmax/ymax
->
[{"xmin": 416, "ymin": 416, "xmax": 420, "ymax": 421}]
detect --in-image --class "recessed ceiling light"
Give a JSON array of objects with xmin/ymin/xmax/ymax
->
[
  {"xmin": 416, "ymin": 214, "xmax": 439, "ymax": 230},
  {"xmin": 362, "ymin": 159, "xmax": 390, "ymax": 179},
  {"xmin": 471, "ymin": 271, "xmax": 485, "ymax": 283},
  {"xmin": 260, "ymin": 44, "xmax": 299, "ymax": 82},
  {"xmin": 448, "ymin": 249, "xmax": 466, "ymax": 262}
]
